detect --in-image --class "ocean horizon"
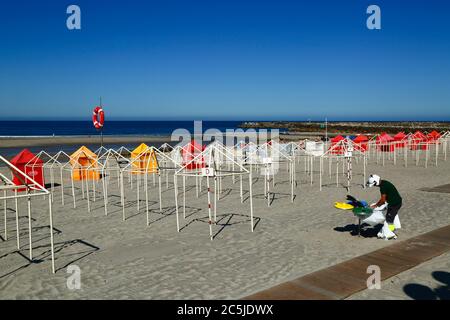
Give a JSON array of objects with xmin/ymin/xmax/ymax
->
[
  {"xmin": 0, "ymin": 120, "xmax": 249, "ymax": 137},
  {"xmin": 1, "ymin": 120, "xmax": 447, "ymax": 137}
]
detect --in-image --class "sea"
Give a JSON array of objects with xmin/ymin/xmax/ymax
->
[
  {"xmin": 0, "ymin": 120, "xmax": 287, "ymax": 159},
  {"xmin": 0, "ymin": 120, "xmax": 255, "ymax": 137}
]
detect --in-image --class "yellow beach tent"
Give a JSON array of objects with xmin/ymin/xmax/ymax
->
[
  {"xmin": 70, "ymin": 146, "xmax": 100, "ymax": 181},
  {"xmin": 131, "ymin": 143, "xmax": 158, "ymax": 174}
]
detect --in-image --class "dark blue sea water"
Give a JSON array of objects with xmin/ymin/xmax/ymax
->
[
  {"xmin": 0, "ymin": 120, "xmax": 288, "ymax": 159},
  {"xmin": 0, "ymin": 120, "xmax": 262, "ymax": 136}
]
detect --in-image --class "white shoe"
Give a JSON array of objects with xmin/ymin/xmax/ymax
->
[{"xmin": 377, "ymin": 232, "xmax": 397, "ymax": 240}]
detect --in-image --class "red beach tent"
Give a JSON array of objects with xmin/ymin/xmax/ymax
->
[
  {"xmin": 10, "ymin": 149, "xmax": 45, "ymax": 191},
  {"xmin": 393, "ymin": 132, "xmax": 407, "ymax": 148},
  {"xmin": 376, "ymin": 133, "xmax": 395, "ymax": 152},
  {"xmin": 353, "ymin": 135, "xmax": 369, "ymax": 152},
  {"xmin": 182, "ymin": 140, "xmax": 205, "ymax": 169},
  {"xmin": 427, "ymin": 130, "xmax": 441, "ymax": 142},
  {"xmin": 411, "ymin": 131, "xmax": 428, "ymax": 150},
  {"xmin": 331, "ymin": 135, "xmax": 345, "ymax": 144},
  {"xmin": 329, "ymin": 135, "xmax": 345, "ymax": 155}
]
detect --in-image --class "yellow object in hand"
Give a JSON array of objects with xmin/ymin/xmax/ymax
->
[{"xmin": 334, "ymin": 202, "xmax": 354, "ymax": 210}]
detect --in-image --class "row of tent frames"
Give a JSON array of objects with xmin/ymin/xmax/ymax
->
[
  {"xmin": 301, "ymin": 131, "xmax": 449, "ymax": 172},
  {"xmin": 360, "ymin": 132, "xmax": 450, "ymax": 168},
  {"xmin": 265, "ymin": 139, "xmax": 367, "ymax": 192},
  {"xmin": 234, "ymin": 140, "xmax": 297, "ymax": 206},
  {"xmin": 22, "ymin": 131, "xmax": 450, "ymax": 211}
]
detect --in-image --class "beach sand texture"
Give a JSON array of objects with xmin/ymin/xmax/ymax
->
[{"xmin": 1, "ymin": 150, "xmax": 449, "ymax": 299}]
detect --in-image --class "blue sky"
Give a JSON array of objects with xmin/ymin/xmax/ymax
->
[{"xmin": 0, "ymin": 0, "xmax": 449, "ymax": 121}]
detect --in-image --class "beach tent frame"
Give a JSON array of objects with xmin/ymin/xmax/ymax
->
[
  {"xmin": 0, "ymin": 155, "xmax": 55, "ymax": 273},
  {"xmin": 120, "ymin": 146, "xmax": 182, "ymax": 225},
  {"xmin": 319, "ymin": 138, "xmax": 367, "ymax": 192},
  {"xmin": 174, "ymin": 143, "xmax": 254, "ymax": 240}
]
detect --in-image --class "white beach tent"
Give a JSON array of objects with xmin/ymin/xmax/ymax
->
[
  {"xmin": 120, "ymin": 145, "xmax": 182, "ymax": 225},
  {"xmin": 86, "ymin": 148, "xmax": 131, "ymax": 216},
  {"xmin": 259, "ymin": 140, "xmax": 296, "ymax": 205},
  {"xmin": 25, "ymin": 150, "xmax": 66, "ymax": 205},
  {"xmin": 159, "ymin": 143, "xmax": 174, "ymax": 153},
  {"xmin": 174, "ymin": 143, "xmax": 254, "ymax": 240},
  {"xmin": 319, "ymin": 138, "xmax": 367, "ymax": 192},
  {"xmin": 44, "ymin": 151, "xmax": 73, "ymax": 207},
  {"xmin": 94, "ymin": 146, "xmax": 109, "ymax": 157}
]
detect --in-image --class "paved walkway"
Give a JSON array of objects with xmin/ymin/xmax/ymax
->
[{"xmin": 244, "ymin": 225, "xmax": 450, "ymax": 300}]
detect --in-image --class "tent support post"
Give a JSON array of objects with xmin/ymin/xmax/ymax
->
[
  {"xmin": 14, "ymin": 190, "xmax": 20, "ymax": 249},
  {"xmin": 60, "ymin": 168, "xmax": 64, "ymax": 206},
  {"xmin": 121, "ymin": 172, "xmax": 126, "ymax": 221},
  {"xmin": 206, "ymin": 176, "xmax": 213, "ymax": 240},
  {"xmin": 3, "ymin": 191, "xmax": 7, "ymax": 240},
  {"xmin": 86, "ymin": 174, "xmax": 91, "ymax": 213},
  {"xmin": 240, "ymin": 173, "xmax": 243, "ymax": 203},
  {"xmin": 92, "ymin": 174, "xmax": 96, "ymax": 202},
  {"xmin": 249, "ymin": 172, "xmax": 254, "ymax": 232},
  {"xmin": 174, "ymin": 175, "xmax": 180, "ymax": 232},
  {"xmin": 145, "ymin": 172, "xmax": 149, "ymax": 226},
  {"xmin": 71, "ymin": 171, "xmax": 76, "ymax": 208},
  {"xmin": 183, "ymin": 175, "xmax": 186, "ymax": 219},
  {"xmin": 159, "ymin": 173, "xmax": 162, "ymax": 212},
  {"xmin": 27, "ymin": 189, "xmax": 33, "ymax": 261},
  {"xmin": 102, "ymin": 169, "xmax": 107, "ymax": 216},
  {"xmin": 50, "ymin": 169, "xmax": 54, "ymax": 203},
  {"xmin": 48, "ymin": 196, "xmax": 55, "ymax": 273},
  {"xmin": 336, "ymin": 158, "xmax": 339, "ymax": 187},
  {"xmin": 214, "ymin": 176, "xmax": 217, "ymax": 223},
  {"xmin": 319, "ymin": 157, "xmax": 322, "ymax": 191},
  {"xmin": 137, "ymin": 173, "xmax": 140, "ymax": 212}
]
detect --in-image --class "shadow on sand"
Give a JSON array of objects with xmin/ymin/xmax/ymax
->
[{"xmin": 403, "ymin": 271, "xmax": 450, "ymax": 300}]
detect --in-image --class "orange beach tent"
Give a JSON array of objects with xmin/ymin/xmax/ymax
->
[
  {"xmin": 131, "ymin": 143, "xmax": 158, "ymax": 174},
  {"xmin": 70, "ymin": 146, "xmax": 100, "ymax": 181}
]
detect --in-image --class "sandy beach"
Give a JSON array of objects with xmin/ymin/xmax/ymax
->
[
  {"xmin": 0, "ymin": 135, "xmax": 173, "ymax": 149},
  {"xmin": 1, "ymin": 144, "xmax": 449, "ymax": 299}
]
